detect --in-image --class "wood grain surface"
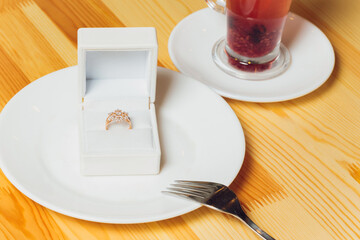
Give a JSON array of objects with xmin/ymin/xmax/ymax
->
[{"xmin": 0, "ymin": 0, "xmax": 359, "ymax": 239}]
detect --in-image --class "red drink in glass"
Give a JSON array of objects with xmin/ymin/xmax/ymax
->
[{"xmin": 225, "ymin": 0, "xmax": 292, "ymax": 71}]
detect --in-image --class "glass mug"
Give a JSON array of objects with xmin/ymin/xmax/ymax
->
[{"xmin": 206, "ymin": 0, "xmax": 292, "ymax": 79}]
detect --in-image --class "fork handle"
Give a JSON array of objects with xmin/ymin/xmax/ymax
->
[{"xmin": 234, "ymin": 213, "xmax": 275, "ymax": 240}]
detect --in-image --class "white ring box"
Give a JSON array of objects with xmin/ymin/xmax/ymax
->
[{"xmin": 78, "ymin": 27, "xmax": 161, "ymax": 175}]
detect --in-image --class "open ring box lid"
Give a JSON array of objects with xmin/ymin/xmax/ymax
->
[{"xmin": 78, "ymin": 27, "xmax": 161, "ymax": 175}]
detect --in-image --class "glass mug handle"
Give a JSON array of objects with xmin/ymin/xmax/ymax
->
[{"xmin": 205, "ymin": 0, "xmax": 226, "ymax": 14}]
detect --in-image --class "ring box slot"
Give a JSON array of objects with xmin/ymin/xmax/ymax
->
[{"xmin": 78, "ymin": 27, "xmax": 161, "ymax": 176}]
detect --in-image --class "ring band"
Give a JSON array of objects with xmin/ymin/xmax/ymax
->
[{"xmin": 105, "ymin": 109, "xmax": 132, "ymax": 130}]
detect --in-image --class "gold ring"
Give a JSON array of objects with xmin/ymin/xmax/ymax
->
[{"xmin": 105, "ymin": 109, "xmax": 132, "ymax": 130}]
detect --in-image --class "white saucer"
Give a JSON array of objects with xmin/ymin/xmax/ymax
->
[
  {"xmin": 169, "ymin": 8, "xmax": 335, "ymax": 102},
  {"xmin": 0, "ymin": 67, "xmax": 245, "ymax": 223}
]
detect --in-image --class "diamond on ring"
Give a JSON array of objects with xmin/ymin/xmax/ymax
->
[{"xmin": 105, "ymin": 109, "xmax": 132, "ymax": 130}]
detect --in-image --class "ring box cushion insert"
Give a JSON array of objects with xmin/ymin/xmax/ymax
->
[{"xmin": 78, "ymin": 28, "xmax": 161, "ymax": 176}]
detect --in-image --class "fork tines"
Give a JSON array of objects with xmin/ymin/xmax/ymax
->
[{"xmin": 162, "ymin": 180, "xmax": 219, "ymax": 203}]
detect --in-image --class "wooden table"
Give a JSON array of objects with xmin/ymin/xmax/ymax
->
[{"xmin": 0, "ymin": 0, "xmax": 359, "ymax": 239}]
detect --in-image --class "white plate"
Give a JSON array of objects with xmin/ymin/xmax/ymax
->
[
  {"xmin": 169, "ymin": 8, "xmax": 335, "ymax": 102},
  {"xmin": 0, "ymin": 67, "xmax": 245, "ymax": 223}
]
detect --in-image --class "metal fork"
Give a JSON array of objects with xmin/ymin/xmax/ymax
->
[{"xmin": 163, "ymin": 180, "xmax": 275, "ymax": 240}]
